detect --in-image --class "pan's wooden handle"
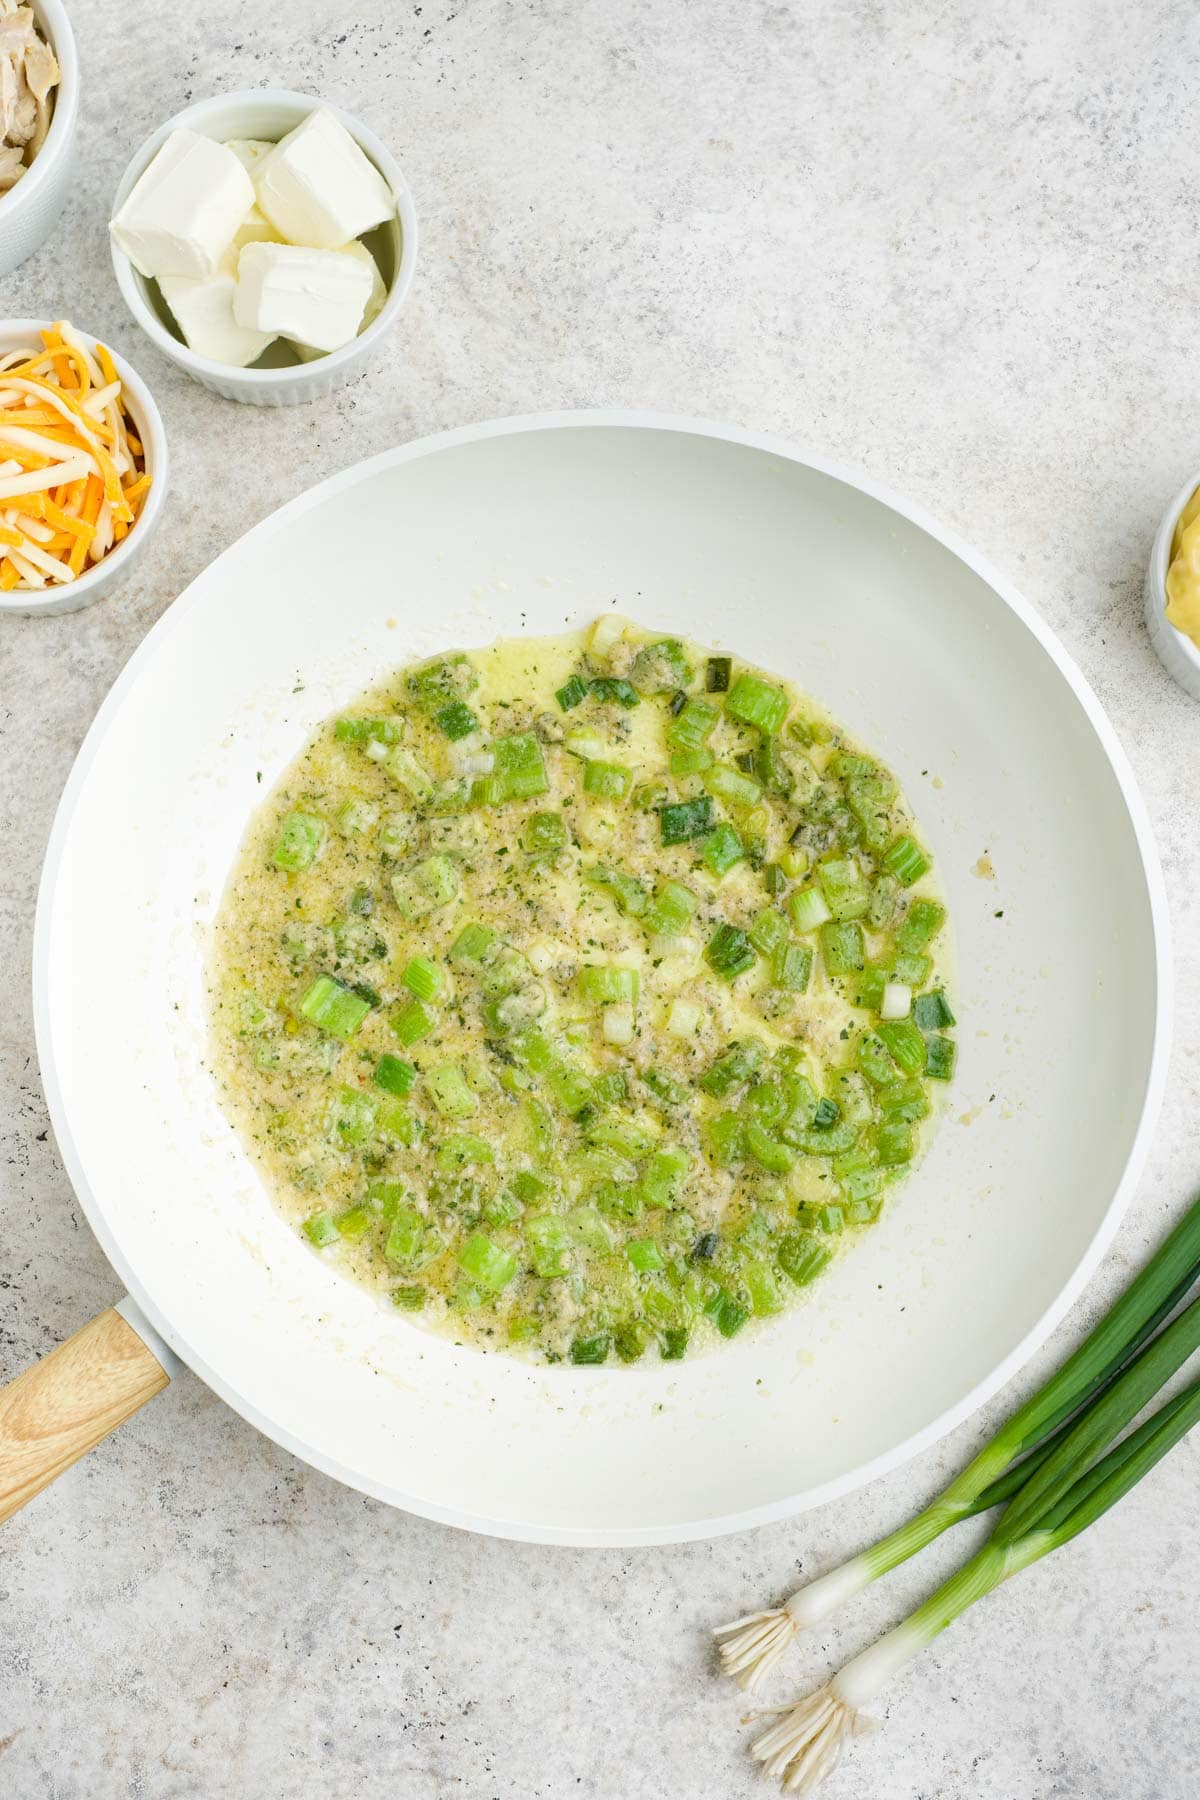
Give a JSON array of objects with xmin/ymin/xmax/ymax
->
[{"xmin": 0, "ymin": 1306, "xmax": 172, "ymax": 1524}]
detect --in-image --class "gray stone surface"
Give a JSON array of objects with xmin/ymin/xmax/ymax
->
[{"xmin": 2, "ymin": 1, "xmax": 1199, "ymax": 1795}]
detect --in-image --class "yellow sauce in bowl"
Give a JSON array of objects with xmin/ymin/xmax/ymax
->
[{"xmin": 1165, "ymin": 485, "xmax": 1200, "ymax": 651}]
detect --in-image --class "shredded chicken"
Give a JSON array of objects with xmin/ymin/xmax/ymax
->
[{"xmin": 0, "ymin": 0, "xmax": 58, "ymax": 191}]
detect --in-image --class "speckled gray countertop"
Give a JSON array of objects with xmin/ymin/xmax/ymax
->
[{"xmin": 2, "ymin": 3, "xmax": 1199, "ymax": 1796}]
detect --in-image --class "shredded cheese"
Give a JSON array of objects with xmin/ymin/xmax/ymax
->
[{"xmin": 0, "ymin": 324, "xmax": 152, "ymax": 592}]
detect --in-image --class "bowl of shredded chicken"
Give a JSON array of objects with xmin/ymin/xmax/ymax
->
[{"xmin": 0, "ymin": 0, "xmax": 60, "ymax": 193}]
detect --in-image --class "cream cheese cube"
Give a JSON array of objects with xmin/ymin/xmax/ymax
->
[
  {"xmin": 289, "ymin": 241, "xmax": 387, "ymax": 360},
  {"xmin": 233, "ymin": 241, "xmax": 374, "ymax": 353},
  {"xmin": 233, "ymin": 206, "xmax": 283, "ymax": 252},
  {"xmin": 159, "ymin": 255, "xmax": 277, "ymax": 367},
  {"xmin": 253, "ymin": 107, "xmax": 394, "ymax": 249},
  {"xmin": 110, "ymin": 129, "xmax": 254, "ymax": 280},
  {"xmin": 224, "ymin": 140, "xmax": 283, "ymax": 251},
  {"xmin": 224, "ymin": 139, "xmax": 274, "ymax": 173}
]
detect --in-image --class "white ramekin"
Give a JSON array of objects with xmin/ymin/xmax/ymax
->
[
  {"xmin": 0, "ymin": 0, "xmax": 80, "ymax": 279},
  {"xmin": 109, "ymin": 90, "xmax": 418, "ymax": 408},
  {"xmin": 1144, "ymin": 470, "xmax": 1200, "ymax": 703},
  {"xmin": 0, "ymin": 319, "xmax": 169, "ymax": 617}
]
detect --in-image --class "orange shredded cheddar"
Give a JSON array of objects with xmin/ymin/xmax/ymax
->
[{"xmin": 0, "ymin": 323, "xmax": 151, "ymax": 595}]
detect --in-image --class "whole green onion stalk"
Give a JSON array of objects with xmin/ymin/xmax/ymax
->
[
  {"xmin": 714, "ymin": 1195, "xmax": 1200, "ymax": 1692},
  {"xmin": 750, "ymin": 1374, "xmax": 1200, "ymax": 1793}
]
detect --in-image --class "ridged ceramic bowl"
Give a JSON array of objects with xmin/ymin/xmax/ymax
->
[
  {"xmin": 0, "ymin": 0, "xmax": 79, "ymax": 279},
  {"xmin": 1144, "ymin": 470, "xmax": 1200, "ymax": 703},
  {"xmin": 109, "ymin": 89, "xmax": 418, "ymax": 407}
]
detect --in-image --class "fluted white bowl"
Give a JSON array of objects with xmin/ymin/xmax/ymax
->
[{"xmin": 109, "ymin": 89, "xmax": 417, "ymax": 408}]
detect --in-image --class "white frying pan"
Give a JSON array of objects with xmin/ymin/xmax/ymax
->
[{"xmin": 6, "ymin": 414, "xmax": 1170, "ymax": 1546}]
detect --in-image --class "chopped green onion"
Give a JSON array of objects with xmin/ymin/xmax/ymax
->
[
  {"xmin": 627, "ymin": 1238, "xmax": 665, "ymax": 1274},
  {"xmin": 449, "ymin": 921, "xmax": 498, "ymax": 963},
  {"xmin": 297, "ymin": 973, "xmax": 372, "ymax": 1038},
  {"xmin": 435, "ymin": 700, "xmax": 478, "ymax": 740},
  {"xmin": 405, "ymin": 653, "xmax": 479, "ymax": 707},
  {"xmin": 630, "ymin": 639, "xmax": 693, "ymax": 694},
  {"xmin": 669, "ymin": 745, "xmax": 714, "ymax": 777},
  {"xmin": 643, "ymin": 1068, "xmax": 689, "ymax": 1107},
  {"xmin": 868, "ymin": 871, "xmax": 900, "ymax": 930},
  {"xmin": 820, "ymin": 919, "xmax": 865, "ymax": 975},
  {"xmin": 890, "ymin": 949, "xmax": 933, "ymax": 987},
  {"xmin": 392, "ymin": 997, "xmax": 435, "ymax": 1046},
  {"xmin": 745, "ymin": 1123, "xmax": 796, "ymax": 1173},
  {"xmin": 583, "ymin": 759, "xmax": 632, "ymax": 799},
  {"xmin": 585, "ymin": 863, "xmax": 649, "ymax": 917},
  {"xmin": 702, "ymin": 763, "xmax": 764, "ymax": 811},
  {"xmin": 486, "ymin": 731, "xmax": 550, "ymax": 802},
  {"xmin": 391, "ymin": 854, "xmax": 460, "ymax": 919},
  {"xmin": 878, "ymin": 1077, "xmax": 929, "ymax": 1122},
  {"xmin": 303, "ymin": 1211, "xmax": 339, "ymax": 1248},
  {"xmin": 643, "ymin": 880, "xmax": 697, "ymax": 937},
  {"xmin": 578, "ymin": 964, "xmax": 639, "ymax": 1006},
  {"xmin": 632, "ymin": 780, "xmax": 669, "ymax": 811},
  {"xmin": 725, "ymin": 671, "xmax": 789, "ymax": 735},
  {"xmin": 589, "ymin": 676, "xmax": 640, "ymax": 707},
  {"xmin": 555, "ymin": 673, "xmax": 589, "ymax": 711},
  {"xmin": 701, "ymin": 822, "xmax": 745, "ymax": 876},
  {"xmin": 659, "ymin": 796, "xmax": 715, "ymax": 844},
  {"xmin": 706, "ymin": 656, "xmax": 731, "ymax": 692},
  {"xmin": 877, "ymin": 1019, "xmax": 926, "ymax": 1076},
  {"xmin": 385, "ymin": 1204, "xmax": 431, "ymax": 1266},
  {"xmin": 426, "ymin": 1063, "xmax": 478, "ymax": 1118},
  {"xmin": 373, "ymin": 1053, "xmax": 417, "ymax": 1097},
  {"xmin": 817, "ymin": 856, "xmax": 871, "ymax": 921},
  {"xmin": 706, "ymin": 923, "xmax": 756, "ymax": 979},
  {"xmin": 570, "ymin": 1332, "xmax": 611, "ymax": 1364},
  {"xmin": 666, "ymin": 695, "xmax": 720, "ymax": 749},
  {"xmin": 856, "ymin": 964, "xmax": 889, "ymax": 1011},
  {"xmin": 895, "ymin": 896, "xmax": 946, "ymax": 951},
  {"xmin": 705, "ymin": 1288, "xmax": 751, "ymax": 1337},
  {"xmin": 857, "ymin": 1031, "xmax": 898, "ymax": 1087},
  {"xmin": 749, "ymin": 908, "xmax": 788, "ymax": 955},
  {"xmin": 700, "ymin": 1039, "xmax": 765, "ymax": 1097},
  {"xmin": 437, "ymin": 1132, "xmax": 495, "ymax": 1170},
  {"xmin": 523, "ymin": 811, "xmax": 568, "ymax": 857},
  {"xmin": 641, "ymin": 1146, "xmax": 690, "ymax": 1206},
  {"xmin": 777, "ymin": 1233, "xmax": 831, "ymax": 1286},
  {"xmin": 913, "ymin": 989, "xmax": 956, "ymax": 1030},
  {"xmin": 271, "ymin": 811, "xmax": 325, "ymax": 872},
  {"xmin": 883, "ymin": 835, "xmax": 931, "ymax": 885},
  {"xmin": 773, "ymin": 942, "xmax": 813, "ymax": 991},
  {"xmin": 925, "ymin": 1034, "xmax": 957, "ymax": 1080},
  {"xmin": 874, "ymin": 1119, "xmax": 914, "ymax": 1165},
  {"xmin": 457, "ymin": 1233, "xmax": 517, "ymax": 1293},
  {"xmin": 334, "ymin": 715, "xmax": 403, "ymax": 744},
  {"xmin": 788, "ymin": 885, "xmax": 833, "ymax": 933},
  {"xmin": 402, "ymin": 956, "xmax": 443, "ymax": 1002},
  {"xmin": 386, "ymin": 745, "xmax": 435, "ymax": 804},
  {"xmin": 704, "ymin": 1111, "xmax": 746, "ymax": 1166}
]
